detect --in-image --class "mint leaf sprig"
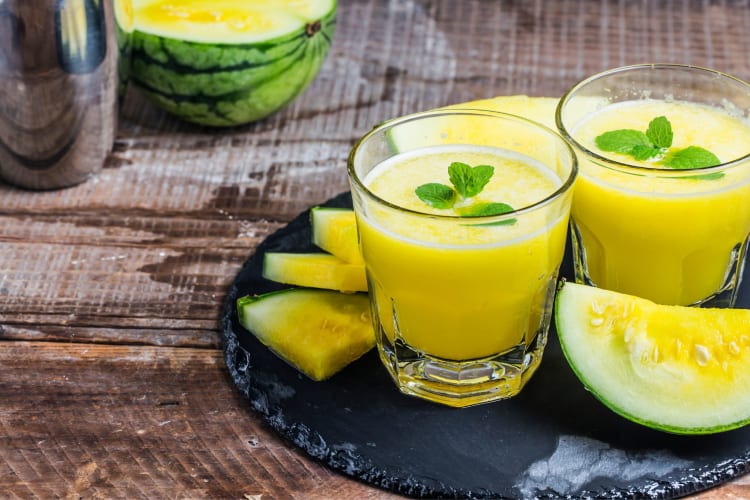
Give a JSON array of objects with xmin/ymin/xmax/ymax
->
[
  {"xmin": 415, "ymin": 162, "xmax": 515, "ymax": 225},
  {"xmin": 595, "ymin": 116, "xmax": 722, "ymax": 178}
]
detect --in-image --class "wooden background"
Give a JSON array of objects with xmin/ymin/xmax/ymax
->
[{"xmin": 3, "ymin": 0, "xmax": 750, "ymax": 497}]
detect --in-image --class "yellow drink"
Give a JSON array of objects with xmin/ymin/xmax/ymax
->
[
  {"xmin": 359, "ymin": 145, "xmax": 568, "ymax": 360},
  {"xmin": 572, "ymin": 100, "xmax": 750, "ymax": 305},
  {"xmin": 348, "ymin": 109, "xmax": 576, "ymax": 406}
]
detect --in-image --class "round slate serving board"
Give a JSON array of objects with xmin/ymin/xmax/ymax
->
[{"xmin": 221, "ymin": 192, "xmax": 750, "ymax": 499}]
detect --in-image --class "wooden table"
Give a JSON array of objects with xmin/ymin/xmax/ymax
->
[{"xmin": 3, "ymin": 0, "xmax": 750, "ymax": 497}]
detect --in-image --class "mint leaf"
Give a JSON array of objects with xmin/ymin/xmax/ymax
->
[
  {"xmin": 459, "ymin": 202, "xmax": 514, "ymax": 217},
  {"xmin": 688, "ymin": 172, "xmax": 725, "ymax": 181},
  {"xmin": 631, "ymin": 144, "xmax": 661, "ymax": 161},
  {"xmin": 661, "ymin": 146, "xmax": 721, "ymax": 169},
  {"xmin": 415, "ymin": 183, "xmax": 456, "ymax": 209},
  {"xmin": 473, "ymin": 219, "xmax": 517, "ymax": 227},
  {"xmin": 646, "ymin": 116, "xmax": 673, "ymax": 148},
  {"xmin": 448, "ymin": 162, "xmax": 494, "ymax": 198},
  {"xmin": 595, "ymin": 129, "xmax": 652, "ymax": 153},
  {"xmin": 595, "ymin": 116, "xmax": 722, "ymax": 179},
  {"xmin": 415, "ymin": 161, "xmax": 515, "ymax": 215},
  {"xmin": 466, "ymin": 165, "xmax": 494, "ymax": 197},
  {"xmin": 459, "ymin": 202, "xmax": 516, "ymax": 226},
  {"xmin": 447, "ymin": 162, "xmax": 472, "ymax": 198}
]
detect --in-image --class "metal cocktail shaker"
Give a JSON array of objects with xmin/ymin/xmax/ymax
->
[{"xmin": 0, "ymin": 0, "xmax": 131, "ymax": 190}]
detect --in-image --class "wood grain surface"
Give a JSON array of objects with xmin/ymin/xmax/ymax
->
[{"xmin": 3, "ymin": 0, "xmax": 750, "ymax": 498}]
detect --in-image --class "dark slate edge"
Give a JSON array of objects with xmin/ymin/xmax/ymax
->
[
  {"xmin": 221, "ymin": 299, "xmax": 508, "ymax": 499},
  {"xmin": 219, "ymin": 191, "xmax": 750, "ymax": 499}
]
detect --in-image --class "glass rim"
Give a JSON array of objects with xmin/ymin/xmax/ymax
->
[
  {"xmin": 555, "ymin": 63, "xmax": 750, "ymax": 176},
  {"xmin": 347, "ymin": 108, "xmax": 578, "ymax": 221}
]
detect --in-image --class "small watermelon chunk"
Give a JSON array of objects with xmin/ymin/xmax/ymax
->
[
  {"xmin": 311, "ymin": 207, "xmax": 363, "ymax": 264},
  {"xmin": 555, "ymin": 281, "xmax": 750, "ymax": 434},
  {"xmin": 262, "ymin": 252, "xmax": 366, "ymax": 292},
  {"xmin": 237, "ymin": 289, "xmax": 374, "ymax": 381}
]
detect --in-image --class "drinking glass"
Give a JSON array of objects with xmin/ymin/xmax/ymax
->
[
  {"xmin": 348, "ymin": 109, "xmax": 577, "ymax": 407},
  {"xmin": 556, "ymin": 64, "xmax": 750, "ymax": 307}
]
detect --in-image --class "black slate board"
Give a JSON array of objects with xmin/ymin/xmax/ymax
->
[{"xmin": 220, "ymin": 192, "xmax": 750, "ymax": 499}]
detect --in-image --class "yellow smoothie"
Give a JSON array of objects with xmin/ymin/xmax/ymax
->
[
  {"xmin": 572, "ymin": 100, "xmax": 750, "ymax": 305},
  {"xmin": 357, "ymin": 145, "xmax": 569, "ymax": 361}
]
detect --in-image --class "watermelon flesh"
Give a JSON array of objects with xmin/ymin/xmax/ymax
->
[
  {"xmin": 555, "ymin": 282, "xmax": 750, "ymax": 434},
  {"xmin": 237, "ymin": 289, "xmax": 374, "ymax": 381}
]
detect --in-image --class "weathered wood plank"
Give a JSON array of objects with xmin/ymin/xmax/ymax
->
[
  {"xmin": 0, "ymin": 215, "xmax": 285, "ymax": 346},
  {"xmin": 0, "ymin": 341, "xmax": 397, "ymax": 499},
  {"xmin": 0, "ymin": 140, "xmax": 351, "ymax": 222},
  {"xmin": 0, "ymin": 215, "xmax": 283, "ymax": 248},
  {"xmin": 0, "ymin": 240, "xmax": 242, "ymax": 341},
  {"xmin": 0, "ymin": 321, "xmax": 219, "ymax": 348}
]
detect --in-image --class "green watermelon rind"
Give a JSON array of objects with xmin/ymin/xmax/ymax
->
[
  {"xmin": 130, "ymin": 5, "xmax": 336, "ymax": 126},
  {"xmin": 554, "ymin": 281, "xmax": 750, "ymax": 435}
]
